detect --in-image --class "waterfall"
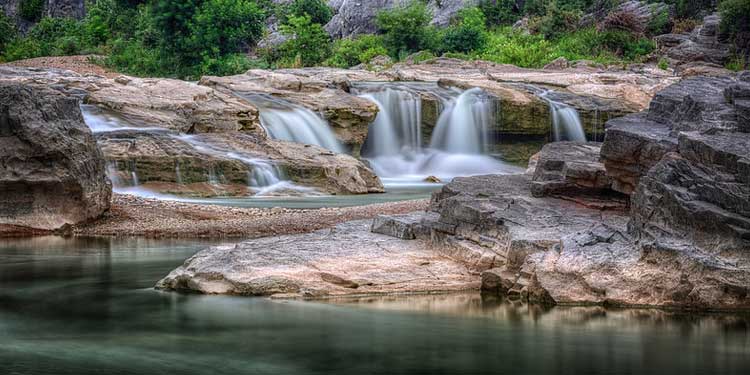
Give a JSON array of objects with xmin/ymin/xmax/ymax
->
[
  {"xmin": 356, "ymin": 83, "xmax": 521, "ymax": 184},
  {"xmin": 360, "ymin": 89, "xmax": 422, "ymax": 156},
  {"xmin": 239, "ymin": 93, "xmax": 344, "ymax": 153},
  {"xmin": 540, "ymin": 92, "xmax": 586, "ymax": 142},
  {"xmin": 430, "ymin": 88, "xmax": 493, "ymax": 154}
]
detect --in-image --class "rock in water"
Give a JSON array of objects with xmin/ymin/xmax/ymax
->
[{"xmin": 0, "ymin": 83, "xmax": 111, "ymax": 232}]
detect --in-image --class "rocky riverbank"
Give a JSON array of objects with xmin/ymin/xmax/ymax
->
[{"xmin": 157, "ymin": 72, "xmax": 750, "ymax": 311}]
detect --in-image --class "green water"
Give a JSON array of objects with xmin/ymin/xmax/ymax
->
[{"xmin": 1, "ymin": 236, "xmax": 749, "ymax": 375}]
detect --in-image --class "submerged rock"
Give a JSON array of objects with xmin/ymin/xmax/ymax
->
[{"xmin": 0, "ymin": 83, "xmax": 111, "ymax": 232}]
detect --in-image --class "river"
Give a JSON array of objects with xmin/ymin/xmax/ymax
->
[{"xmin": 1, "ymin": 236, "xmax": 749, "ymax": 374}]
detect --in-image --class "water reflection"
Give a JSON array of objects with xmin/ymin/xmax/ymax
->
[{"xmin": 1, "ymin": 237, "xmax": 749, "ymax": 374}]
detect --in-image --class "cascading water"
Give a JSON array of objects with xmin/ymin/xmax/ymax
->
[
  {"xmin": 540, "ymin": 92, "xmax": 586, "ymax": 142},
  {"xmin": 430, "ymin": 88, "xmax": 493, "ymax": 154},
  {"xmin": 239, "ymin": 93, "xmax": 344, "ymax": 153},
  {"xmin": 81, "ymin": 105, "xmax": 316, "ymax": 197},
  {"xmin": 354, "ymin": 83, "xmax": 521, "ymax": 184}
]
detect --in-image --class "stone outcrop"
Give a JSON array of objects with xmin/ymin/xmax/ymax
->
[
  {"xmin": 1, "ymin": 0, "xmax": 85, "ymax": 32},
  {"xmin": 325, "ymin": 0, "xmax": 477, "ymax": 39},
  {"xmin": 156, "ymin": 220, "xmax": 477, "ymax": 297},
  {"xmin": 0, "ymin": 82, "xmax": 111, "ymax": 232},
  {"xmin": 657, "ymin": 14, "xmax": 733, "ymax": 73},
  {"xmin": 530, "ymin": 142, "xmax": 622, "ymax": 206},
  {"xmin": 601, "ymin": 74, "xmax": 746, "ymax": 194}
]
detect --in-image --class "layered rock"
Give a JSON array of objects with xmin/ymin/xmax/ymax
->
[
  {"xmin": 0, "ymin": 82, "xmax": 111, "ymax": 232},
  {"xmin": 199, "ymin": 70, "xmax": 378, "ymax": 146},
  {"xmin": 602, "ymin": 74, "xmax": 747, "ymax": 194},
  {"xmin": 657, "ymin": 14, "xmax": 732, "ymax": 73}
]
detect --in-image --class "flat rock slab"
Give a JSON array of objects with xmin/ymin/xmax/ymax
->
[{"xmin": 157, "ymin": 220, "xmax": 478, "ymax": 298}]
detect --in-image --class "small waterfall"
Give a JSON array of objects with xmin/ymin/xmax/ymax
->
[
  {"xmin": 360, "ymin": 89, "xmax": 422, "ymax": 156},
  {"xmin": 430, "ymin": 88, "xmax": 494, "ymax": 154},
  {"xmin": 240, "ymin": 93, "xmax": 344, "ymax": 153},
  {"xmin": 540, "ymin": 92, "xmax": 586, "ymax": 142},
  {"xmin": 356, "ymin": 84, "xmax": 521, "ymax": 183},
  {"xmin": 175, "ymin": 162, "xmax": 183, "ymax": 185}
]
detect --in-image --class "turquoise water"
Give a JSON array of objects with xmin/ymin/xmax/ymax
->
[{"xmin": 1, "ymin": 236, "xmax": 749, "ymax": 375}]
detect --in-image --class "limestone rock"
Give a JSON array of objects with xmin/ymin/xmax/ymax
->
[
  {"xmin": 530, "ymin": 142, "xmax": 620, "ymax": 203},
  {"xmin": 0, "ymin": 83, "xmax": 111, "ymax": 232},
  {"xmin": 156, "ymin": 220, "xmax": 478, "ymax": 297},
  {"xmin": 371, "ymin": 212, "xmax": 436, "ymax": 240},
  {"xmin": 660, "ymin": 14, "xmax": 732, "ymax": 70},
  {"xmin": 543, "ymin": 57, "xmax": 569, "ymax": 70}
]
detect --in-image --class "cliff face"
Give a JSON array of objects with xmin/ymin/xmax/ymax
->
[
  {"xmin": 325, "ymin": 0, "xmax": 478, "ymax": 39},
  {"xmin": 1, "ymin": 0, "xmax": 85, "ymax": 32}
]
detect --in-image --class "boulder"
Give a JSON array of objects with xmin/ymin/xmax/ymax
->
[
  {"xmin": 156, "ymin": 220, "xmax": 478, "ymax": 297},
  {"xmin": 530, "ymin": 142, "xmax": 621, "ymax": 205},
  {"xmin": 0, "ymin": 83, "xmax": 111, "ymax": 232},
  {"xmin": 370, "ymin": 212, "xmax": 436, "ymax": 240},
  {"xmin": 660, "ymin": 14, "xmax": 732, "ymax": 70},
  {"xmin": 543, "ymin": 57, "xmax": 569, "ymax": 70}
]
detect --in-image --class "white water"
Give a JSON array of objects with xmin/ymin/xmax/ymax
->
[
  {"xmin": 357, "ymin": 84, "xmax": 521, "ymax": 184},
  {"xmin": 540, "ymin": 93, "xmax": 586, "ymax": 142},
  {"xmin": 80, "ymin": 104, "xmax": 317, "ymax": 197},
  {"xmin": 240, "ymin": 93, "xmax": 344, "ymax": 153},
  {"xmin": 430, "ymin": 88, "xmax": 493, "ymax": 154}
]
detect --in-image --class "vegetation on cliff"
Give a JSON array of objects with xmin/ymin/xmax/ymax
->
[{"xmin": 0, "ymin": 0, "xmax": 746, "ymax": 78}]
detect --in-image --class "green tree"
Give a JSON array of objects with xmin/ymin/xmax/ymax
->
[
  {"xmin": 19, "ymin": 0, "xmax": 45, "ymax": 22},
  {"xmin": 0, "ymin": 12, "xmax": 17, "ymax": 54},
  {"xmin": 278, "ymin": 14, "xmax": 332, "ymax": 66},
  {"xmin": 479, "ymin": 0, "xmax": 521, "ymax": 27},
  {"xmin": 190, "ymin": 0, "xmax": 265, "ymax": 56},
  {"xmin": 376, "ymin": 1, "xmax": 432, "ymax": 58},
  {"xmin": 442, "ymin": 7, "xmax": 488, "ymax": 53},
  {"xmin": 285, "ymin": 0, "xmax": 332, "ymax": 25}
]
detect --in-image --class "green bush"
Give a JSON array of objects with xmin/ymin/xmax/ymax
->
[
  {"xmin": 324, "ymin": 34, "xmax": 388, "ymax": 68},
  {"xmin": 647, "ymin": 6, "xmax": 671, "ymax": 36},
  {"xmin": 1, "ymin": 38, "xmax": 42, "ymax": 62},
  {"xmin": 442, "ymin": 8, "xmax": 488, "ymax": 53},
  {"xmin": 376, "ymin": 1, "xmax": 432, "ymax": 58},
  {"xmin": 278, "ymin": 14, "xmax": 331, "ymax": 67},
  {"xmin": 283, "ymin": 0, "xmax": 332, "ymax": 25},
  {"xmin": 479, "ymin": 0, "xmax": 521, "ymax": 27},
  {"xmin": 532, "ymin": 1, "xmax": 581, "ymax": 39},
  {"xmin": 19, "ymin": 0, "xmax": 45, "ymax": 22},
  {"xmin": 0, "ymin": 12, "xmax": 17, "ymax": 54},
  {"xmin": 190, "ymin": 0, "xmax": 265, "ymax": 57},
  {"xmin": 720, "ymin": 0, "xmax": 750, "ymax": 48}
]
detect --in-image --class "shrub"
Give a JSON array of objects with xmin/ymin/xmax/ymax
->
[
  {"xmin": 479, "ymin": 0, "xmax": 521, "ymax": 27},
  {"xmin": 27, "ymin": 17, "xmax": 88, "ymax": 56},
  {"xmin": 719, "ymin": 0, "xmax": 750, "ymax": 50},
  {"xmin": 532, "ymin": 1, "xmax": 581, "ymax": 39},
  {"xmin": 725, "ymin": 55, "xmax": 747, "ymax": 71},
  {"xmin": 658, "ymin": 58, "xmax": 669, "ymax": 70},
  {"xmin": 19, "ymin": 0, "xmax": 45, "ymax": 22},
  {"xmin": 283, "ymin": 0, "xmax": 332, "ymax": 25},
  {"xmin": 376, "ymin": 1, "xmax": 432, "ymax": 58},
  {"xmin": 1, "ymin": 38, "xmax": 42, "ymax": 62},
  {"xmin": 442, "ymin": 7, "xmax": 487, "ymax": 53},
  {"xmin": 0, "ymin": 12, "xmax": 16, "ymax": 54},
  {"xmin": 671, "ymin": 18, "xmax": 700, "ymax": 34},
  {"xmin": 278, "ymin": 14, "xmax": 331, "ymax": 67},
  {"xmin": 647, "ymin": 6, "xmax": 671, "ymax": 36},
  {"xmin": 189, "ymin": 0, "xmax": 265, "ymax": 57},
  {"xmin": 324, "ymin": 34, "xmax": 387, "ymax": 68}
]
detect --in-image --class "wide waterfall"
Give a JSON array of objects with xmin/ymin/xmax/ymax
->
[
  {"xmin": 239, "ymin": 93, "xmax": 344, "ymax": 153},
  {"xmin": 354, "ymin": 83, "xmax": 520, "ymax": 184},
  {"xmin": 540, "ymin": 92, "xmax": 586, "ymax": 142}
]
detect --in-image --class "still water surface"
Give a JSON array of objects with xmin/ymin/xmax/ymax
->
[{"xmin": 1, "ymin": 236, "xmax": 749, "ymax": 374}]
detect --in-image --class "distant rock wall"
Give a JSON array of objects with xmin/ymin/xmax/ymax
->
[{"xmin": 1, "ymin": 0, "xmax": 85, "ymax": 33}]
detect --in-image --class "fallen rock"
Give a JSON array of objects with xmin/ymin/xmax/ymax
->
[{"xmin": 0, "ymin": 83, "xmax": 111, "ymax": 232}]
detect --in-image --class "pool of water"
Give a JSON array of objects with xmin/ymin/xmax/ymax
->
[{"xmin": 1, "ymin": 237, "xmax": 749, "ymax": 374}]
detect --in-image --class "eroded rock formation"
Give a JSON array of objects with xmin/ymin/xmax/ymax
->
[{"xmin": 0, "ymin": 82, "xmax": 111, "ymax": 233}]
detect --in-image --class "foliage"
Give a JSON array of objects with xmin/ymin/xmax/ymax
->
[
  {"xmin": 664, "ymin": 0, "xmax": 714, "ymax": 20},
  {"xmin": 725, "ymin": 55, "xmax": 747, "ymax": 71},
  {"xmin": 658, "ymin": 58, "xmax": 669, "ymax": 70},
  {"xmin": 190, "ymin": 0, "xmax": 265, "ymax": 57},
  {"xmin": 0, "ymin": 12, "xmax": 17, "ymax": 54},
  {"xmin": 376, "ymin": 1, "xmax": 432, "ymax": 58},
  {"xmin": 278, "ymin": 14, "xmax": 331, "ymax": 67},
  {"xmin": 283, "ymin": 0, "xmax": 332, "ymax": 25},
  {"xmin": 19, "ymin": 0, "xmax": 45, "ymax": 22},
  {"xmin": 671, "ymin": 18, "xmax": 700, "ymax": 34},
  {"xmin": 647, "ymin": 6, "xmax": 671, "ymax": 36},
  {"xmin": 441, "ymin": 7, "xmax": 487, "ymax": 53},
  {"xmin": 479, "ymin": 0, "xmax": 521, "ymax": 27},
  {"xmin": 719, "ymin": 0, "xmax": 750, "ymax": 49},
  {"xmin": 324, "ymin": 34, "xmax": 387, "ymax": 68},
  {"xmin": 530, "ymin": 1, "xmax": 582, "ymax": 39}
]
